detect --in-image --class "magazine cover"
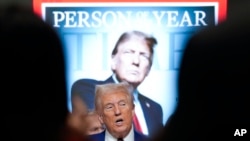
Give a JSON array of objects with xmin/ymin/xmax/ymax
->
[{"xmin": 33, "ymin": 0, "xmax": 227, "ymax": 136}]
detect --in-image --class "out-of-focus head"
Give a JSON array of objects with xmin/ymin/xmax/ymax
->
[
  {"xmin": 68, "ymin": 97, "xmax": 104, "ymax": 136},
  {"xmin": 84, "ymin": 111, "xmax": 105, "ymax": 135},
  {"xmin": 68, "ymin": 95, "xmax": 88, "ymax": 135},
  {"xmin": 111, "ymin": 30, "xmax": 157, "ymax": 88},
  {"xmin": 178, "ymin": 0, "xmax": 250, "ymax": 128},
  {"xmin": 0, "ymin": 4, "xmax": 68, "ymax": 141},
  {"xmin": 157, "ymin": 2, "xmax": 250, "ymax": 140},
  {"xmin": 94, "ymin": 82, "xmax": 134, "ymax": 139}
]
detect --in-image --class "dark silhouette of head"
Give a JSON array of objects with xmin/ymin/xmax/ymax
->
[
  {"xmin": 153, "ymin": 2, "xmax": 250, "ymax": 140},
  {"xmin": 0, "ymin": 4, "xmax": 68, "ymax": 141}
]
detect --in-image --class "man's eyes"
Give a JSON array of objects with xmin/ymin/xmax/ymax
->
[
  {"xmin": 124, "ymin": 50, "xmax": 133, "ymax": 54},
  {"xmin": 105, "ymin": 105, "xmax": 113, "ymax": 109},
  {"xmin": 119, "ymin": 102, "xmax": 126, "ymax": 106},
  {"xmin": 123, "ymin": 51, "xmax": 150, "ymax": 59},
  {"xmin": 140, "ymin": 54, "xmax": 150, "ymax": 60},
  {"xmin": 104, "ymin": 102, "xmax": 126, "ymax": 110}
]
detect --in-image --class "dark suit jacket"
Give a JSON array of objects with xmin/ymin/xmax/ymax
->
[
  {"xmin": 88, "ymin": 130, "xmax": 149, "ymax": 141},
  {"xmin": 71, "ymin": 76, "xmax": 163, "ymax": 137}
]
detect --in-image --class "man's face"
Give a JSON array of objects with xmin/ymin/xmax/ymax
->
[
  {"xmin": 99, "ymin": 91, "xmax": 134, "ymax": 138},
  {"xmin": 111, "ymin": 38, "xmax": 151, "ymax": 86}
]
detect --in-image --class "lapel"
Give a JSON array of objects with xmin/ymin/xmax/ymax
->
[
  {"xmin": 138, "ymin": 93, "xmax": 151, "ymax": 111},
  {"xmin": 137, "ymin": 93, "xmax": 152, "ymax": 134},
  {"xmin": 104, "ymin": 76, "xmax": 115, "ymax": 83}
]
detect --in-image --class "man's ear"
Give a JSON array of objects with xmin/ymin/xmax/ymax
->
[
  {"xmin": 132, "ymin": 103, "xmax": 135, "ymax": 117},
  {"xmin": 98, "ymin": 115, "xmax": 104, "ymax": 124},
  {"xmin": 111, "ymin": 55, "xmax": 117, "ymax": 71},
  {"xmin": 145, "ymin": 66, "xmax": 151, "ymax": 77}
]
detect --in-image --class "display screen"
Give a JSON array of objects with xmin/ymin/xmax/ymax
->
[{"xmin": 33, "ymin": 0, "xmax": 227, "ymax": 136}]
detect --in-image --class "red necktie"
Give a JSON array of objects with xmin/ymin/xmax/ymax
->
[{"xmin": 133, "ymin": 113, "xmax": 142, "ymax": 133}]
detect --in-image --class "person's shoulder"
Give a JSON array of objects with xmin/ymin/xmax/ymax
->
[
  {"xmin": 73, "ymin": 78, "xmax": 100, "ymax": 85},
  {"xmin": 134, "ymin": 130, "xmax": 150, "ymax": 141},
  {"xmin": 73, "ymin": 75, "xmax": 113, "ymax": 86},
  {"xmin": 71, "ymin": 78, "xmax": 100, "ymax": 92},
  {"xmin": 88, "ymin": 131, "xmax": 105, "ymax": 141},
  {"xmin": 138, "ymin": 93, "xmax": 161, "ymax": 107}
]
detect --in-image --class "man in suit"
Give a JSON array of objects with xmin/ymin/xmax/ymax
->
[
  {"xmin": 89, "ymin": 82, "xmax": 149, "ymax": 141},
  {"xmin": 71, "ymin": 30, "xmax": 163, "ymax": 137}
]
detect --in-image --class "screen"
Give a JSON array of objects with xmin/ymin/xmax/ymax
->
[{"xmin": 33, "ymin": 0, "xmax": 227, "ymax": 137}]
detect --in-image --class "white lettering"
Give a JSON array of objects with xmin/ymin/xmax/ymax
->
[
  {"xmin": 167, "ymin": 11, "xmax": 179, "ymax": 27},
  {"xmin": 53, "ymin": 11, "xmax": 65, "ymax": 27},
  {"xmin": 179, "ymin": 11, "xmax": 192, "ymax": 27},
  {"xmin": 194, "ymin": 10, "xmax": 207, "ymax": 26},
  {"xmin": 91, "ymin": 11, "xmax": 102, "ymax": 28},
  {"xmin": 103, "ymin": 11, "xmax": 117, "ymax": 27},
  {"xmin": 77, "ymin": 11, "xmax": 90, "ymax": 27},
  {"xmin": 51, "ymin": 10, "xmax": 208, "ymax": 28},
  {"xmin": 234, "ymin": 129, "xmax": 247, "ymax": 136},
  {"xmin": 152, "ymin": 11, "xmax": 165, "ymax": 26},
  {"xmin": 64, "ymin": 11, "xmax": 77, "ymax": 28}
]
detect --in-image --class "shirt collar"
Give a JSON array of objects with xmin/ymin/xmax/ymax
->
[
  {"xmin": 112, "ymin": 74, "xmax": 119, "ymax": 83},
  {"xmin": 105, "ymin": 126, "xmax": 135, "ymax": 141}
]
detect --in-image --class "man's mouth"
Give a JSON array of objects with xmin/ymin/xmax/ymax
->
[
  {"xmin": 115, "ymin": 118, "xmax": 124, "ymax": 126},
  {"xmin": 128, "ymin": 70, "xmax": 139, "ymax": 75}
]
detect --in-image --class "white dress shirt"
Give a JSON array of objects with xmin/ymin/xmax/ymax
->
[
  {"xmin": 133, "ymin": 90, "xmax": 149, "ymax": 135},
  {"xmin": 105, "ymin": 126, "xmax": 135, "ymax": 141}
]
